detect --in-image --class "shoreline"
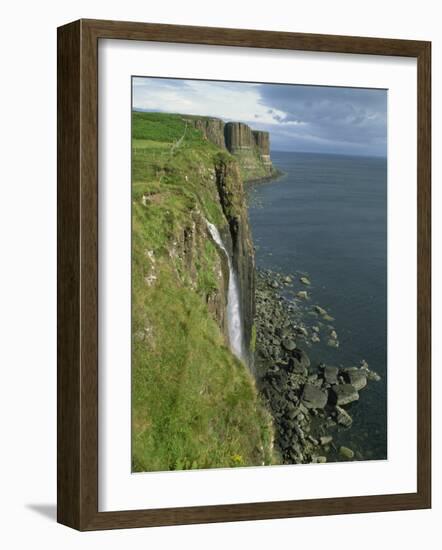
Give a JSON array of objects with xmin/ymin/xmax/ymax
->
[
  {"xmin": 253, "ymin": 268, "xmax": 381, "ymax": 464},
  {"xmin": 244, "ymin": 167, "xmax": 285, "ymax": 186}
]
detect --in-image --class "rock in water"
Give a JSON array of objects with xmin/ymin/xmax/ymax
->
[
  {"xmin": 335, "ymin": 405, "xmax": 353, "ymax": 427},
  {"xmin": 324, "ymin": 366, "xmax": 339, "ymax": 385},
  {"xmin": 297, "ymin": 290, "xmax": 308, "ymax": 300},
  {"xmin": 302, "ymin": 384, "xmax": 328, "ymax": 409},
  {"xmin": 331, "ymin": 384, "xmax": 359, "ymax": 406},
  {"xmin": 314, "ymin": 305, "xmax": 328, "ymax": 316},
  {"xmin": 346, "ymin": 369, "xmax": 367, "ymax": 391},
  {"xmin": 339, "ymin": 446, "xmax": 355, "ymax": 459},
  {"xmin": 300, "ymin": 276, "xmax": 311, "ymax": 285}
]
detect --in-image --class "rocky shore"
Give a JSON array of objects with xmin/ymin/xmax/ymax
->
[{"xmin": 254, "ymin": 269, "xmax": 381, "ymax": 464}]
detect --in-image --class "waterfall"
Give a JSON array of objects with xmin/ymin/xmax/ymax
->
[{"xmin": 207, "ymin": 221, "xmax": 245, "ymax": 362}]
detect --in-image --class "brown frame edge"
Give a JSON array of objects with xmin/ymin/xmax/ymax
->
[{"xmin": 57, "ymin": 18, "xmax": 431, "ymax": 531}]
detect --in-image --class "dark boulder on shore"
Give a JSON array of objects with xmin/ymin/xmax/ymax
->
[
  {"xmin": 302, "ymin": 384, "xmax": 328, "ymax": 409},
  {"xmin": 324, "ymin": 366, "xmax": 339, "ymax": 385},
  {"xmin": 345, "ymin": 369, "xmax": 367, "ymax": 391},
  {"xmin": 331, "ymin": 384, "xmax": 359, "ymax": 406}
]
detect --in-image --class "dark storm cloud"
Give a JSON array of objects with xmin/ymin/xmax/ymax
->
[{"xmin": 258, "ymin": 84, "xmax": 387, "ymax": 156}]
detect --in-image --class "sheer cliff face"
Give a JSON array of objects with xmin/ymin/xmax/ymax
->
[
  {"xmin": 188, "ymin": 118, "xmax": 275, "ymax": 182},
  {"xmin": 213, "ymin": 155, "xmax": 256, "ymax": 367}
]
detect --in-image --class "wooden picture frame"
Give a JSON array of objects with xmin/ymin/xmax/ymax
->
[{"xmin": 57, "ymin": 18, "xmax": 431, "ymax": 530}]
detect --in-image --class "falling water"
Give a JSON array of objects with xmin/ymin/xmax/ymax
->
[{"xmin": 207, "ymin": 222, "xmax": 245, "ymax": 362}]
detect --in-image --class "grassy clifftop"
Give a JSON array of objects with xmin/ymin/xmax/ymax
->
[{"xmin": 131, "ymin": 111, "xmax": 275, "ymax": 472}]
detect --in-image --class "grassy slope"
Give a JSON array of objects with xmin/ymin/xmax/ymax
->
[{"xmin": 131, "ymin": 112, "xmax": 274, "ymax": 472}]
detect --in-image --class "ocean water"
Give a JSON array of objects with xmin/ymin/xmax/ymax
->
[{"xmin": 248, "ymin": 151, "xmax": 387, "ymax": 461}]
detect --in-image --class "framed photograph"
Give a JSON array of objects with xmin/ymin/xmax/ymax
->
[{"xmin": 57, "ymin": 19, "xmax": 431, "ymax": 530}]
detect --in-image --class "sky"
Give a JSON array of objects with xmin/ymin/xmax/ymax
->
[{"xmin": 132, "ymin": 77, "xmax": 387, "ymax": 157}]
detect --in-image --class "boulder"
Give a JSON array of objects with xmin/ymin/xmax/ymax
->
[
  {"xmin": 300, "ymin": 276, "xmax": 311, "ymax": 285},
  {"xmin": 282, "ymin": 338, "xmax": 296, "ymax": 351},
  {"xmin": 346, "ymin": 369, "xmax": 367, "ymax": 391},
  {"xmin": 339, "ymin": 446, "xmax": 355, "ymax": 459},
  {"xmin": 335, "ymin": 405, "xmax": 353, "ymax": 427},
  {"xmin": 314, "ymin": 305, "xmax": 328, "ymax": 316},
  {"xmin": 331, "ymin": 384, "xmax": 359, "ymax": 405},
  {"xmin": 320, "ymin": 435, "xmax": 333, "ymax": 446},
  {"xmin": 302, "ymin": 384, "xmax": 328, "ymax": 409},
  {"xmin": 324, "ymin": 366, "xmax": 339, "ymax": 385},
  {"xmin": 327, "ymin": 338, "xmax": 339, "ymax": 348},
  {"xmin": 296, "ymin": 290, "xmax": 308, "ymax": 300},
  {"xmin": 290, "ymin": 348, "xmax": 311, "ymax": 369}
]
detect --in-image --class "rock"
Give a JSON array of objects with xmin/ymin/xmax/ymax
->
[
  {"xmin": 331, "ymin": 384, "xmax": 359, "ymax": 406},
  {"xmin": 290, "ymin": 348, "xmax": 311, "ymax": 369},
  {"xmin": 320, "ymin": 435, "xmax": 333, "ymax": 446},
  {"xmin": 346, "ymin": 369, "xmax": 367, "ymax": 391},
  {"xmin": 324, "ymin": 366, "xmax": 339, "ymax": 385},
  {"xmin": 283, "ymin": 276, "xmax": 292, "ymax": 284},
  {"xmin": 312, "ymin": 326, "xmax": 320, "ymax": 333},
  {"xmin": 300, "ymin": 276, "xmax": 311, "ymax": 285},
  {"xmin": 296, "ymin": 290, "xmax": 308, "ymax": 300},
  {"xmin": 339, "ymin": 446, "xmax": 355, "ymax": 459},
  {"xmin": 295, "ymin": 326, "xmax": 308, "ymax": 337},
  {"xmin": 316, "ymin": 456, "xmax": 327, "ymax": 463},
  {"xmin": 311, "ymin": 333, "xmax": 320, "ymax": 343},
  {"xmin": 282, "ymin": 338, "xmax": 296, "ymax": 351},
  {"xmin": 366, "ymin": 370, "xmax": 381, "ymax": 382},
  {"xmin": 329, "ymin": 330, "xmax": 338, "ymax": 340},
  {"xmin": 302, "ymin": 384, "xmax": 328, "ymax": 409},
  {"xmin": 323, "ymin": 314, "xmax": 335, "ymax": 321},
  {"xmin": 327, "ymin": 338, "xmax": 339, "ymax": 348},
  {"xmin": 335, "ymin": 405, "xmax": 353, "ymax": 427},
  {"xmin": 314, "ymin": 305, "xmax": 328, "ymax": 316}
]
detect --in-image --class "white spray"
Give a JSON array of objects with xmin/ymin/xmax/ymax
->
[{"xmin": 207, "ymin": 221, "xmax": 245, "ymax": 361}]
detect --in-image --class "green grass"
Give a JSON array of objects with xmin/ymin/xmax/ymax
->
[{"xmin": 131, "ymin": 111, "xmax": 275, "ymax": 472}]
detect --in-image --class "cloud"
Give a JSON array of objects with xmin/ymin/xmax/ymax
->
[
  {"xmin": 132, "ymin": 77, "xmax": 387, "ymax": 156},
  {"xmin": 256, "ymin": 84, "xmax": 387, "ymax": 155}
]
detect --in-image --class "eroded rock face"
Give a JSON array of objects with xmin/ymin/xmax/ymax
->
[
  {"xmin": 172, "ymin": 211, "xmax": 230, "ymax": 342},
  {"xmin": 188, "ymin": 117, "xmax": 226, "ymax": 150},
  {"xmin": 214, "ymin": 156, "xmax": 256, "ymax": 368}
]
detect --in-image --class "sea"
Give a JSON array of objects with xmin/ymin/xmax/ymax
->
[{"xmin": 248, "ymin": 151, "xmax": 387, "ymax": 461}]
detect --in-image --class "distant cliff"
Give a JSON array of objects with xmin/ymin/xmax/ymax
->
[{"xmin": 185, "ymin": 116, "xmax": 279, "ymax": 182}]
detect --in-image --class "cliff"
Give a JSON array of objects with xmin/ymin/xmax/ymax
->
[
  {"xmin": 131, "ymin": 111, "xmax": 275, "ymax": 472},
  {"xmin": 185, "ymin": 116, "xmax": 279, "ymax": 182}
]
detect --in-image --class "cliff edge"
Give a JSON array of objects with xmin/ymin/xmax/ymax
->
[
  {"xmin": 185, "ymin": 116, "xmax": 279, "ymax": 182},
  {"xmin": 131, "ymin": 111, "xmax": 275, "ymax": 472}
]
